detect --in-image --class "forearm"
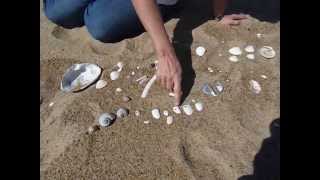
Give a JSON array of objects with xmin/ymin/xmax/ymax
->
[
  {"xmin": 131, "ymin": 0, "xmax": 173, "ymax": 57},
  {"xmin": 213, "ymin": 0, "xmax": 229, "ymax": 17}
]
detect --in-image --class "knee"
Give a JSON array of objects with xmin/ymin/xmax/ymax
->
[
  {"xmin": 85, "ymin": 19, "xmax": 123, "ymax": 43},
  {"xmin": 44, "ymin": 5, "xmax": 82, "ymax": 29}
]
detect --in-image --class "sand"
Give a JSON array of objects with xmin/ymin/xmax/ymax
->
[{"xmin": 40, "ymin": 0, "xmax": 280, "ymax": 179}]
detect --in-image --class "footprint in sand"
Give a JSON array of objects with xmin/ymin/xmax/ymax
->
[{"xmin": 51, "ymin": 26, "xmax": 73, "ymax": 41}]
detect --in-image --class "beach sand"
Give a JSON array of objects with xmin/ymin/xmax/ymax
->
[{"xmin": 40, "ymin": 0, "xmax": 280, "ymax": 179}]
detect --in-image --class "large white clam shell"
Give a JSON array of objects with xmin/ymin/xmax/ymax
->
[
  {"xmin": 195, "ymin": 46, "xmax": 206, "ymax": 57},
  {"xmin": 110, "ymin": 71, "xmax": 120, "ymax": 80},
  {"xmin": 151, "ymin": 108, "xmax": 161, "ymax": 119},
  {"xmin": 98, "ymin": 113, "xmax": 116, "ymax": 127},
  {"xmin": 259, "ymin": 46, "xmax": 276, "ymax": 59},
  {"xmin": 249, "ymin": 80, "xmax": 262, "ymax": 94},
  {"xmin": 61, "ymin": 63, "xmax": 101, "ymax": 92},
  {"xmin": 228, "ymin": 47, "xmax": 242, "ymax": 55},
  {"xmin": 95, "ymin": 80, "xmax": 107, "ymax": 89},
  {"xmin": 182, "ymin": 104, "xmax": 193, "ymax": 116}
]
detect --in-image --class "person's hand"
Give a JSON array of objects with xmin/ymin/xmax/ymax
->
[
  {"xmin": 156, "ymin": 46, "xmax": 182, "ymax": 106},
  {"xmin": 218, "ymin": 14, "xmax": 247, "ymax": 26}
]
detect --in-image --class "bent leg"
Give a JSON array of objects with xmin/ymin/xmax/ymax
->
[{"xmin": 43, "ymin": 0, "xmax": 91, "ymax": 28}]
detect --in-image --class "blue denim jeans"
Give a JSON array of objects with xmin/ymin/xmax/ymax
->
[{"xmin": 44, "ymin": 0, "xmax": 180, "ymax": 43}]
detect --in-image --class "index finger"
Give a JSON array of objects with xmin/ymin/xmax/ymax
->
[{"xmin": 173, "ymin": 77, "xmax": 182, "ymax": 106}]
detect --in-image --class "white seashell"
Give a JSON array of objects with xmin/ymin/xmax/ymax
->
[
  {"xmin": 110, "ymin": 71, "xmax": 120, "ymax": 80},
  {"xmin": 144, "ymin": 120, "xmax": 150, "ymax": 124},
  {"xmin": 249, "ymin": 80, "xmax": 262, "ymax": 94},
  {"xmin": 259, "ymin": 46, "xmax": 276, "ymax": 59},
  {"xmin": 166, "ymin": 116, "xmax": 173, "ymax": 125},
  {"xmin": 169, "ymin": 92, "xmax": 175, "ymax": 97},
  {"xmin": 173, "ymin": 106, "xmax": 182, "ymax": 114},
  {"xmin": 191, "ymin": 99, "xmax": 196, "ymax": 103},
  {"xmin": 208, "ymin": 67, "xmax": 214, "ymax": 73},
  {"xmin": 98, "ymin": 113, "xmax": 116, "ymax": 127},
  {"xmin": 136, "ymin": 66, "xmax": 140, "ymax": 70},
  {"xmin": 182, "ymin": 104, "xmax": 193, "ymax": 116},
  {"xmin": 95, "ymin": 80, "xmax": 107, "ymax": 89},
  {"xmin": 261, "ymin": 75, "xmax": 268, "ymax": 79},
  {"xmin": 256, "ymin": 33, "xmax": 262, "ymax": 38},
  {"xmin": 202, "ymin": 83, "xmax": 217, "ymax": 96},
  {"xmin": 49, "ymin": 102, "xmax": 54, "ymax": 107},
  {"xmin": 196, "ymin": 46, "xmax": 206, "ymax": 57},
  {"xmin": 195, "ymin": 102, "xmax": 204, "ymax": 112},
  {"xmin": 116, "ymin": 107, "xmax": 129, "ymax": 118},
  {"xmin": 131, "ymin": 71, "xmax": 135, "ymax": 76},
  {"xmin": 141, "ymin": 75, "xmax": 157, "ymax": 98},
  {"xmin": 117, "ymin": 62, "xmax": 124, "ymax": 72},
  {"xmin": 122, "ymin": 96, "xmax": 131, "ymax": 102},
  {"xmin": 244, "ymin": 45, "xmax": 255, "ymax": 53},
  {"xmin": 151, "ymin": 108, "xmax": 161, "ymax": 119},
  {"xmin": 228, "ymin": 47, "xmax": 242, "ymax": 56},
  {"xmin": 229, "ymin": 56, "xmax": 239, "ymax": 62},
  {"xmin": 115, "ymin": 88, "xmax": 122, "ymax": 93},
  {"xmin": 214, "ymin": 81, "xmax": 224, "ymax": 93},
  {"xmin": 136, "ymin": 75, "xmax": 148, "ymax": 82},
  {"xmin": 163, "ymin": 110, "xmax": 169, "ymax": 116},
  {"xmin": 135, "ymin": 110, "xmax": 140, "ymax": 116},
  {"xmin": 61, "ymin": 63, "xmax": 101, "ymax": 92},
  {"xmin": 88, "ymin": 125, "xmax": 99, "ymax": 134},
  {"xmin": 246, "ymin": 54, "xmax": 255, "ymax": 60}
]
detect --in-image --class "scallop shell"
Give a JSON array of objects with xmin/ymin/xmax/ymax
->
[
  {"xmin": 61, "ymin": 63, "xmax": 101, "ymax": 92},
  {"xmin": 246, "ymin": 54, "xmax": 255, "ymax": 60},
  {"xmin": 163, "ymin": 110, "xmax": 169, "ymax": 116},
  {"xmin": 110, "ymin": 71, "xmax": 120, "ymax": 80},
  {"xmin": 228, "ymin": 47, "xmax": 242, "ymax": 55},
  {"xmin": 98, "ymin": 113, "xmax": 116, "ymax": 127},
  {"xmin": 249, "ymin": 80, "xmax": 262, "ymax": 94},
  {"xmin": 182, "ymin": 104, "xmax": 193, "ymax": 116},
  {"xmin": 229, "ymin": 56, "xmax": 239, "ymax": 62},
  {"xmin": 195, "ymin": 46, "xmax": 206, "ymax": 57},
  {"xmin": 173, "ymin": 106, "xmax": 181, "ymax": 114},
  {"xmin": 244, "ymin": 45, "xmax": 255, "ymax": 53},
  {"xmin": 151, "ymin": 108, "xmax": 161, "ymax": 119},
  {"xmin": 166, "ymin": 116, "xmax": 173, "ymax": 125},
  {"xmin": 116, "ymin": 108, "xmax": 129, "ymax": 118},
  {"xmin": 195, "ymin": 102, "xmax": 204, "ymax": 112},
  {"xmin": 259, "ymin": 46, "xmax": 276, "ymax": 59},
  {"xmin": 95, "ymin": 80, "xmax": 107, "ymax": 89}
]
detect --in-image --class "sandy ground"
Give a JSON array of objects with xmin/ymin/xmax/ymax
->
[{"xmin": 40, "ymin": 0, "xmax": 280, "ymax": 179}]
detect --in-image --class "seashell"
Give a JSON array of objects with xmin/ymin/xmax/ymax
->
[
  {"xmin": 202, "ymin": 83, "xmax": 217, "ymax": 96},
  {"xmin": 61, "ymin": 63, "xmax": 101, "ymax": 92},
  {"xmin": 110, "ymin": 71, "xmax": 120, "ymax": 80},
  {"xmin": 166, "ymin": 116, "xmax": 173, "ymax": 125},
  {"xmin": 249, "ymin": 80, "xmax": 262, "ymax": 94},
  {"xmin": 136, "ymin": 66, "xmax": 140, "ymax": 70},
  {"xmin": 169, "ymin": 92, "xmax": 175, "ymax": 97},
  {"xmin": 95, "ymin": 80, "xmax": 107, "ymax": 89},
  {"xmin": 122, "ymin": 96, "xmax": 131, "ymax": 102},
  {"xmin": 228, "ymin": 47, "xmax": 242, "ymax": 56},
  {"xmin": 256, "ymin": 33, "xmax": 262, "ymax": 38},
  {"xmin": 246, "ymin": 54, "xmax": 255, "ymax": 60},
  {"xmin": 261, "ymin": 75, "xmax": 268, "ymax": 79},
  {"xmin": 136, "ymin": 75, "xmax": 148, "ymax": 82},
  {"xmin": 229, "ymin": 56, "xmax": 239, "ymax": 62},
  {"xmin": 208, "ymin": 67, "xmax": 214, "ymax": 73},
  {"xmin": 141, "ymin": 75, "xmax": 157, "ymax": 98},
  {"xmin": 117, "ymin": 62, "xmax": 124, "ymax": 72},
  {"xmin": 163, "ymin": 110, "xmax": 169, "ymax": 116},
  {"xmin": 244, "ymin": 45, "xmax": 255, "ymax": 53},
  {"xmin": 116, "ymin": 107, "xmax": 129, "ymax": 118},
  {"xmin": 214, "ymin": 81, "xmax": 224, "ymax": 93},
  {"xmin": 259, "ymin": 46, "xmax": 276, "ymax": 59},
  {"xmin": 115, "ymin": 88, "xmax": 122, "ymax": 93},
  {"xmin": 49, "ymin": 102, "xmax": 54, "ymax": 107},
  {"xmin": 173, "ymin": 106, "xmax": 181, "ymax": 114},
  {"xmin": 135, "ymin": 110, "xmax": 140, "ymax": 116},
  {"xmin": 151, "ymin": 108, "xmax": 161, "ymax": 119},
  {"xmin": 88, "ymin": 125, "xmax": 99, "ymax": 134},
  {"xmin": 144, "ymin": 120, "xmax": 150, "ymax": 124},
  {"xmin": 98, "ymin": 113, "xmax": 116, "ymax": 127},
  {"xmin": 195, "ymin": 102, "xmax": 204, "ymax": 112},
  {"xmin": 191, "ymin": 99, "xmax": 196, "ymax": 103},
  {"xmin": 195, "ymin": 46, "xmax": 206, "ymax": 57},
  {"xmin": 182, "ymin": 104, "xmax": 193, "ymax": 116},
  {"xmin": 131, "ymin": 71, "xmax": 135, "ymax": 76}
]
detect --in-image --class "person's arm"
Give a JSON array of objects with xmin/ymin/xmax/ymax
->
[
  {"xmin": 212, "ymin": 0, "xmax": 247, "ymax": 25},
  {"xmin": 131, "ymin": 0, "xmax": 182, "ymax": 105}
]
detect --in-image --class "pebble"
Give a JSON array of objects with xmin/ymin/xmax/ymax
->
[
  {"xmin": 122, "ymin": 96, "xmax": 131, "ymax": 102},
  {"xmin": 182, "ymin": 104, "xmax": 193, "ymax": 116},
  {"xmin": 257, "ymin": 33, "xmax": 262, "ymax": 38},
  {"xmin": 166, "ymin": 116, "xmax": 173, "ymax": 125},
  {"xmin": 110, "ymin": 71, "xmax": 120, "ymax": 80},
  {"xmin": 244, "ymin": 45, "xmax": 255, "ymax": 53},
  {"xmin": 195, "ymin": 102, "xmax": 204, "ymax": 112},
  {"xmin": 116, "ymin": 88, "xmax": 122, "ymax": 93},
  {"xmin": 261, "ymin": 75, "xmax": 268, "ymax": 79},
  {"xmin": 136, "ymin": 66, "xmax": 140, "ymax": 70},
  {"xmin": 131, "ymin": 71, "xmax": 135, "ymax": 76}
]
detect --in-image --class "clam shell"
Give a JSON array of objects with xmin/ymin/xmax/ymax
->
[
  {"xmin": 98, "ymin": 113, "xmax": 116, "ymax": 127},
  {"xmin": 95, "ymin": 80, "xmax": 107, "ymax": 89},
  {"xmin": 163, "ymin": 110, "xmax": 169, "ymax": 116},
  {"xmin": 61, "ymin": 63, "xmax": 101, "ymax": 92},
  {"xmin": 228, "ymin": 47, "xmax": 242, "ymax": 56},
  {"xmin": 249, "ymin": 80, "xmax": 262, "ymax": 94},
  {"xmin": 151, "ymin": 108, "xmax": 161, "ymax": 119},
  {"xmin": 182, "ymin": 104, "xmax": 193, "ymax": 116},
  {"xmin": 195, "ymin": 102, "xmax": 204, "ymax": 112},
  {"xmin": 173, "ymin": 106, "xmax": 181, "ymax": 114},
  {"xmin": 246, "ymin": 54, "xmax": 255, "ymax": 60},
  {"xmin": 195, "ymin": 46, "xmax": 206, "ymax": 57},
  {"xmin": 259, "ymin": 46, "xmax": 276, "ymax": 59},
  {"xmin": 229, "ymin": 56, "xmax": 239, "ymax": 62},
  {"xmin": 110, "ymin": 71, "xmax": 120, "ymax": 80},
  {"xmin": 166, "ymin": 116, "xmax": 173, "ymax": 125},
  {"xmin": 244, "ymin": 45, "xmax": 255, "ymax": 53},
  {"xmin": 116, "ymin": 108, "xmax": 129, "ymax": 118}
]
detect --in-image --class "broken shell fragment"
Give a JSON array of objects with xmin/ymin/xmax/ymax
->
[
  {"xmin": 261, "ymin": 75, "xmax": 268, "ymax": 79},
  {"xmin": 246, "ymin": 54, "xmax": 255, "ymax": 60},
  {"xmin": 49, "ymin": 102, "xmax": 54, "ymax": 107},
  {"xmin": 116, "ymin": 107, "xmax": 129, "ymax": 118},
  {"xmin": 244, "ymin": 45, "xmax": 255, "ymax": 53},
  {"xmin": 95, "ymin": 80, "xmax": 107, "ymax": 89},
  {"xmin": 110, "ymin": 71, "xmax": 120, "ymax": 80},
  {"xmin": 116, "ymin": 62, "xmax": 124, "ymax": 72},
  {"xmin": 88, "ymin": 125, "xmax": 100, "ymax": 134},
  {"xmin": 228, "ymin": 47, "xmax": 242, "ymax": 56},
  {"xmin": 141, "ymin": 75, "xmax": 157, "ymax": 98},
  {"xmin": 195, "ymin": 46, "xmax": 206, "ymax": 57},
  {"xmin": 163, "ymin": 110, "xmax": 169, "ymax": 116},
  {"xmin": 202, "ymin": 81, "xmax": 224, "ymax": 96},
  {"xmin": 195, "ymin": 102, "xmax": 204, "ymax": 112},
  {"xmin": 182, "ymin": 104, "xmax": 193, "ymax": 116},
  {"xmin": 144, "ymin": 120, "xmax": 150, "ymax": 124},
  {"xmin": 98, "ymin": 113, "xmax": 116, "ymax": 127},
  {"xmin": 249, "ymin": 80, "xmax": 262, "ymax": 94},
  {"xmin": 229, "ymin": 56, "xmax": 239, "ymax": 62},
  {"xmin": 173, "ymin": 106, "xmax": 181, "ymax": 114},
  {"xmin": 151, "ymin": 108, "xmax": 161, "ymax": 119},
  {"xmin": 166, "ymin": 116, "xmax": 173, "ymax": 125},
  {"xmin": 259, "ymin": 46, "xmax": 276, "ymax": 59}
]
